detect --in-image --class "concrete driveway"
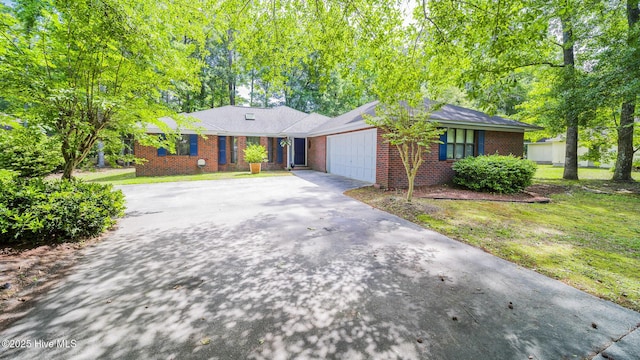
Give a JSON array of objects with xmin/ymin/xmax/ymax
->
[{"xmin": 1, "ymin": 171, "xmax": 639, "ymax": 359}]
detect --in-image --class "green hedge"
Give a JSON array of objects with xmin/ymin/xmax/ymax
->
[
  {"xmin": 0, "ymin": 176, "xmax": 125, "ymax": 246},
  {"xmin": 0, "ymin": 126, "xmax": 63, "ymax": 178},
  {"xmin": 452, "ymin": 155, "xmax": 537, "ymax": 194}
]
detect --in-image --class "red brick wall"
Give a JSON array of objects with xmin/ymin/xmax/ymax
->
[
  {"xmin": 135, "ymin": 135, "xmax": 218, "ymax": 176},
  {"xmin": 375, "ymin": 129, "xmax": 390, "ymax": 188},
  {"xmin": 484, "ymin": 131, "xmax": 525, "ymax": 156},
  {"xmin": 218, "ymin": 136, "xmax": 246, "ymax": 171},
  {"xmin": 263, "ymin": 137, "xmax": 287, "ymax": 171},
  {"xmin": 383, "ymin": 130, "xmax": 525, "ymax": 189},
  {"xmin": 135, "ymin": 135, "xmax": 287, "ymax": 176},
  {"xmin": 307, "ymin": 136, "xmax": 327, "ymax": 172},
  {"xmin": 385, "ymin": 143, "xmax": 456, "ymax": 188},
  {"xmin": 213, "ymin": 136, "xmax": 287, "ymax": 172}
]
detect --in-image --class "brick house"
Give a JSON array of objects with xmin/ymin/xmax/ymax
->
[{"xmin": 135, "ymin": 100, "xmax": 541, "ymax": 188}]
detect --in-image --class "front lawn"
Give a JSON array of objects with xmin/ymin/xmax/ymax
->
[
  {"xmin": 78, "ymin": 168, "xmax": 292, "ymax": 185},
  {"xmin": 347, "ymin": 166, "xmax": 640, "ymax": 311}
]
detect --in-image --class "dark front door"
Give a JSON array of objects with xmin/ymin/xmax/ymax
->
[{"xmin": 294, "ymin": 138, "xmax": 306, "ymax": 166}]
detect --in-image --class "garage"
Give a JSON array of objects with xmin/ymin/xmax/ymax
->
[{"xmin": 326, "ymin": 129, "xmax": 377, "ymax": 183}]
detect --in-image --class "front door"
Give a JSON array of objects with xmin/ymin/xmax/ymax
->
[{"xmin": 294, "ymin": 138, "xmax": 306, "ymax": 166}]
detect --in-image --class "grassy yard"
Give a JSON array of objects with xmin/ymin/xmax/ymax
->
[
  {"xmin": 535, "ymin": 164, "xmax": 640, "ymax": 181},
  {"xmin": 347, "ymin": 165, "xmax": 640, "ymax": 311},
  {"xmin": 77, "ymin": 168, "xmax": 292, "ymax": 185}
]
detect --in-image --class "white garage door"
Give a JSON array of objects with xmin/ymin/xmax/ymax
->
[{"xmin": 327, "ymin": 129, "xmax": 377, "ymax": 183}]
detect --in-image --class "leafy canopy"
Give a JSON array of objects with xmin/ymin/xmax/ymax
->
[{"xmin": 0, "ymin": 0, "xmax": 208, "ymax": 178}]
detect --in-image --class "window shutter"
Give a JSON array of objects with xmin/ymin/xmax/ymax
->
[
  {"xmin": 157, "ymin": 133, "xmax": 167, "ymax": 157},
  {"xmin": 477, "ymin": 130, "xmax": 485, "ymax": 155},
  {"xmin": 438, "ymin": 130, "xmax": 447, "ymax": 161},
  {"xmin": 189, "ymin": 134, "xmax": 198, "ymax": 156},
  {"xmin": 218, "ymin": 136, "xmax": 227, "ymax": 164},
  {"xmin": 276, "ymin": 137, "xmax": 284, "ymax": 163}
]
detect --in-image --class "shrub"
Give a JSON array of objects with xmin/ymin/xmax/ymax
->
[
  {"xmin": 0, "ymin": 178, "xmax": 125, "ymax": 246},
  {"xmin": 0, "ymin": 126, "xmax": 63, "ymax": 177},
  {"xmin": 243, "ymin": 144, "xmax": 268, "ymax": 163},
  {"xmin": 452, "ymin": 155, "xmax": 537, "ymax": 194}
]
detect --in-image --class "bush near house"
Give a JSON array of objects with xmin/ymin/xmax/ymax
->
[
  {"xmin": 453, "ymin": 154, "xmax": 537, "ymax": 193},
  {"xmin": 0, "ymin": 172, "xmax": 125, "ymax": 246},
  {"xmin": 0, "ymin": 126, "xmax": 63, "ymax": 178}
]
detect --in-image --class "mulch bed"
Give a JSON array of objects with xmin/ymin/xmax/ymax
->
[{"xmin": 410, "ymin": 183, "xmax": 567, "ymax": 203}]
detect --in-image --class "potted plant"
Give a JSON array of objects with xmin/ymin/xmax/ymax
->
[{"xmin": 244, "ymin": 143, "xmax": 268, "ymax": 174}]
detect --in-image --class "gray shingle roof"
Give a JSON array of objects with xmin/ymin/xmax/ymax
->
[
  {"xmin": 308, "ymin": 100, "xmax": 541, "ymax": 136},
  {"xmin": 148, "ymin": 100, "xmax": 541, "ymax": 136},
  {"xmin": 280, "ymin": 113, "xmax": 331, "ymax": 135},
  {"xmin": 425, "ymin": 100, "xmax": 542, "ymax": 130},
  {"xmin": 192, "ymin": 105, "xmax": 310, "ymax": 135},
  {"xmin": 307, "ymin": 101, "xmax": 379, "ymax": 135}
]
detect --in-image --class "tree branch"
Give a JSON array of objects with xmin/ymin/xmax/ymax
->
[{"xmin": 421, "ymin": 0, "xmax": 447, "ymax": 42}]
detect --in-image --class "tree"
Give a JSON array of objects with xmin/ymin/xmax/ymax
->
[
  {"xmin": 0, "ymin": 0, "xmax": 207, "ymax": 179},
  {"xmin": 365, "ymin": 103, "xmax": 443, "ymax": 202},
  {"xmin": 0, "ymin": 125, "xmax": 63, "ymax": 177},
  {"xmin": 613, "ymin": 0, "xmax": 639, "ymax": 181},
  {"xmin": 417, "ymin": 0, "xmax": 602, "ymax": 180}
]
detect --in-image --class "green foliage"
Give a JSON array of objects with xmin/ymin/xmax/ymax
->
[
  {"xmin": 0, "ymin": 169, "xmax": 18, "ymax": 184},
  {"xmin": 0, "ymin": 126, "xmax": 63, "ymax": 177},
  {"xmin": 0, "ymin": 178, "xmax": 125, "ymax": 246},
  {"xmin": 243, "ymin": 144, "xmax": 268, "ymax": 163},
  {"xmin": 366, "ymin": 103, "xmax": 443, "ymax": 201},
  {"xmin": 453, "ymin": 155, "xmax": 537, "ymax": 194},
  {"xmin": 0, "ymin": 0, "xmax": 208, "ymax": 178}
]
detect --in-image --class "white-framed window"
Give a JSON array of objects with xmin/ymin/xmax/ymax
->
[{"xmin": 446, "ymin": 128, "xmax": 475, "ymax": 159}]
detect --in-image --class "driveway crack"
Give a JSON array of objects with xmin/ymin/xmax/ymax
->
[{"xmin": 588, "ymin": 322, "xmax": 640, "ymax": 359}]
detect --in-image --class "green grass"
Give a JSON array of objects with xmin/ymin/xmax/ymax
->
[
  {"xmin": 78, "ymin": 168, "xmax": 292, "ymax": 185},
  {"xmin": 347, "ymin": 166, "xmax": 640, "ymax": 311},
  {"xmin": 535, "ymin": 164, "xmax": 640, "ymax": 181}
]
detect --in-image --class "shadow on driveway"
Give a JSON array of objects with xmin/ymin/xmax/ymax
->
[{"xmin": 1, "ymin": 175, "xmax": 639, "ymax": 359}]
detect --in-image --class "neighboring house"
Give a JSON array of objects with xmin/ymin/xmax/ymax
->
[
  {"xmin": 525, "ymin": 136, "xmax": 629, "ymax": 168},
  {"xmin": 135, "ymin": 100, "xmax": 540, "ymax": 188}
]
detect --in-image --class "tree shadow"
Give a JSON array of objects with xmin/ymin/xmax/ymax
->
[{"xmin": 1, "ymin": 176, "xmax": 639, "ymax": 359}]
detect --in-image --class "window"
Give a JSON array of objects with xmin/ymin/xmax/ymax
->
[
  {"xmin": 158, "ymin": 134, "xmax": 196, "ymax": 156},
  {"xmin": 446, "ymin": 128, "xmax": 475, "ymax": 159},
  {"xmin": 267, "ymin": 137, "xmax": 275, "ymax": 162},
  {"xmin": 173, "ymin": 135, "xmax": 191, "ymax": 155},
  {"xmin": 230, "ymin": 136, "xmax": 237, "ymax": 163},
  {"xmin": 218, "ymin": 136, "xmax": 227, "ymax": 164},
  {"xmin": 246, "ymin": 136, "xmax": 260, "ymax": 146}
]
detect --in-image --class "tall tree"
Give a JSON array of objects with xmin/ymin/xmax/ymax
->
[
  {"xmin": 614, "ymin": 0, "xmax": 639, "ymax": 181},
  {"xmin": 417, "ymin": 0, "xmax": 598, "ymax": 180},
  {"xmin": 0, "ymin": 0, "xmax": 207, "ymax": 178},
  {"xmin": 560, "ymin": 14, "xmax": 579, "ymax": 180}
]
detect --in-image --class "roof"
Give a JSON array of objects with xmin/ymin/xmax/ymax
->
[
  {"xmin": 192, "ymin": 106, "xmax": 310, "ymax": 135},
  {"xmin": 281, "ymin": 113, "xmax": 331, "ymax": 135},
  {"xmin": 147, "ymin": 105, "xmax": 313, "ymax": 135},
  {"xmin": 426, "ymin": 100, "xmax": 542, "ymax": 131},
  {"xmin": 308, "ymin": 100, "xmax": 542, "ymax": 136},
  {"xmin": 307, "ymin": 101, "xmax": 379, "ymax": 135},
  {"xmin": 148, "ymin": 100, "xmax": 542, "ymax": 137}
]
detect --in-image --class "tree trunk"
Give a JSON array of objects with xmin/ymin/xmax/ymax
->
[
  {"xmin": 227, "ymin": 29, "xmax": 235, "ymax": 106},
  {"xmin": 561, "ymin": 15, "xmax": 579, "ymax": 180},
  {"xmin": 614, "ymin": 0, "xmax": 639, "ymax": 181},
  {"xmin": 406, "ymin": 172, "xmax": 415, "ymax": 202},
  {"xmin": 614, "ymin": 102, "xmax": 636, "ymax": 181},
  {"xmin": 62, "ymin": 160, "xmax": 75, "ymax": 180},
  {"xmin": 250, "ymin": 70, "xmax": 255, "ymax": 107}
]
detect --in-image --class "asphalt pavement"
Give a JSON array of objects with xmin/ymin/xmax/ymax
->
[{"xmin": 1, "ymin": 171, "xmax": 639, "ymax": 359}]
